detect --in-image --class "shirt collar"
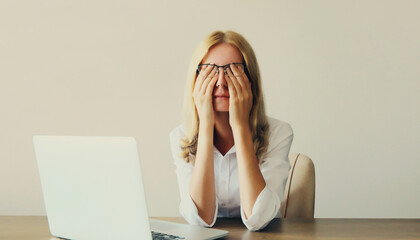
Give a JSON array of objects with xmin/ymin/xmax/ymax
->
[{"xmin": 213, "ymin": 145, "xmax": 236, "ymax": 156}]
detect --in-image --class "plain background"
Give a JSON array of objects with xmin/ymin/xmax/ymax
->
[{"xmin": 1, "ymin": 0, "xmax": 419, "ymax": 218}]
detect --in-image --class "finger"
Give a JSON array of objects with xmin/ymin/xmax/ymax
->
[
  {"xmin": 231, "ymin": 64, "xmax": 250, "ymax": 83},
  {"xmin": 234, "ymin": 66, "xmax": 252, "ymax": 94},
  {"xmin": 197, "ymin": 65, "xmax": 215, "ymax": 93},
  {"xmin": 194, "ymin": 65, "xmax": 206, "ymax": 93},
  {"xmin": 195, "ymin": 64, "xmax": 214, "ymax": 92},
  {"xmin": 226, "ymin": 67, "xmax": 242, "ymax": 94},
  {"xmin": 205, "ymin": 71, "xmax": 219, "ymax": 96},
  {"xmin": 224, "ymin": 70, "xmax": 237, "ymax": 98},
  {"xmin": 231, "ymin": 66, "xmax": 252, "ymax": 104},
  {"xmin": 229, "ymin": 64, "xmax": 247, "ymax": 93},
  {"xmin": 200, "ymin": 66, "xmax": 218, "ymax": 94},
  {"xmin": 229, "ymin": 63, "xmax": 244, "ymax": 78}
]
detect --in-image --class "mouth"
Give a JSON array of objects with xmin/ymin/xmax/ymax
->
[
  {"xmin": 213, "ymin": 96, "xmax": 229, "ymax": 99},
  {"xmin": 213, "ymin": 96, "xmax": 229, "ymax": 101}
]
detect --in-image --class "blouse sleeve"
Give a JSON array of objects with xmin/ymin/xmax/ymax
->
[
  {"xmin": 170, "ymin": 128, "xmax": 218, "ymax": 227},
  {"xmin": 240, "ymin": 122, "xmax": 293, "ymax": 231}
]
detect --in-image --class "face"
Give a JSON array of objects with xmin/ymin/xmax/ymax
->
[{"xmin": 201, "ymin": 43, "xmax": 244, "ymax": 112}]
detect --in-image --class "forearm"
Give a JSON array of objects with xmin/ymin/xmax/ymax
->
[
  {"xmin": 233, "ymin": 125, "xmax": 266, "ymax": 219},
  {"xmin": 189, "ymin": 122, "xmax": 216, "ymax": 224}
]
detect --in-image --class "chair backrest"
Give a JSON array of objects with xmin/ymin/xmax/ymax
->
[{"xmin": 280, "ymin": 153, "xmax": 315, "ymax": 218}]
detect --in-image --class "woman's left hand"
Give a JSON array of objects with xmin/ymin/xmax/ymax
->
[{"xmin": 225, "ymin": 64, "xmax": 253, "ymax": 130}]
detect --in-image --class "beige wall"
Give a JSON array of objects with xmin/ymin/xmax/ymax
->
[{"xmin": 1, "ymin": 0, "xmax": 419, "ymax": 218}]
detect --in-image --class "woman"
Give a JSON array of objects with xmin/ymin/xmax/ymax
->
[{"xmin": 169, "ymin": 30, "xmax": 293, "ymax": 231}]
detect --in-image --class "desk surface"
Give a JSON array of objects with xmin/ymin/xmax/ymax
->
[{"xmin": 1, "ymin": 216, "xmax": 419, "ymax": 240}]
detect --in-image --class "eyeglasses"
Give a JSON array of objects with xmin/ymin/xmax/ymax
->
[{"xmin": 197, "ymin": 63, "xmax": 246, "ymax": 75}]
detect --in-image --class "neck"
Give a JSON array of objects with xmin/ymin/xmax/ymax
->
[
  {"xmin": 214, "ymin": 111, "xmax": 234, "ymax": 155},
  {"xmin": 214, "ymin": 112, "xmax": 232, "ymax": 138}
]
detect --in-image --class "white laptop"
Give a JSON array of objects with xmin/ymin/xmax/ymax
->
[{"xmin": 33, "ymin": 136, "xmax": 228, "ymax": 240}]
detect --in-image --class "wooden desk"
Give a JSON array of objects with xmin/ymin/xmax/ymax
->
[{"xmin": 1, "ymin": 216, "xmax": 419, "ymax": 240}]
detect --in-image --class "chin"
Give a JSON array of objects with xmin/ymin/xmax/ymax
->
[{"xmin": 213, "ymin": 103, "xmax": 229, "ymax": 112}]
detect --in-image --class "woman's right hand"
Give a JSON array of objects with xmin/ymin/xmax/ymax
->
[{"xmin": 193, "ymin": 64, "xmax": 219, "ymax": 126}]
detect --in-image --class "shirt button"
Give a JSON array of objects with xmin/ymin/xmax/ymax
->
[{"xmin": 221, "ymin": 203, "xmax": 226, "ymax": 207}]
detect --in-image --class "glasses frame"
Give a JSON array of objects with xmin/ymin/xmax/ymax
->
[{"xmin": 197, "ymin": 63, "xmax": 247, "ymax": 74}]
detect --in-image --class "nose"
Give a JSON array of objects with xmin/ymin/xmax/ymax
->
[{"xmin": 216, "ymin": 67, "xmax": 228, "ymax": 88}]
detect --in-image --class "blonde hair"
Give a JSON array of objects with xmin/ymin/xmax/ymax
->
[{"xmin": 180, "ymin": 30, "xmax": 269, "ymax": 164}]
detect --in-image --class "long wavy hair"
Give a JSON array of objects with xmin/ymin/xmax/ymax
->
[{"xmin": 180, "ymin": 30, "xmax": 269, "ymax": 164}]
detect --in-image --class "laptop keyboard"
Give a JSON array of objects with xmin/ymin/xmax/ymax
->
[{"xmin": 151, "ymin": 231, "xmax": 185, "ymax": 240}]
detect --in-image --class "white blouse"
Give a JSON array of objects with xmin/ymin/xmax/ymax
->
[{"xmin": 169, "ymin": 117, "xmax": 293, "ymax": 231}]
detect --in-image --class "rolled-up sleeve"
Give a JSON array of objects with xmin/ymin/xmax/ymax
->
[
  {"xmin": 241, "ymin": 123, "xmax": 293, "ymax": 231},
  {"xmin": 170, "ymin": 128, "xmax": 218, "ymax": 227}
]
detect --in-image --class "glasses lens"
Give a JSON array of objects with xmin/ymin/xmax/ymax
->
[
  {"xmin": 228, "ymin": 64, "xmax": 245, "ymax": 74},
  {"xmin": 198, "ymin": 64, "xmax": 215, "ymax": 72}
]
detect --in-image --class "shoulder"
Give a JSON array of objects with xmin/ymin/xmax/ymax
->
[
  {"xmin": 170, "ymin": 124, "xmax": 187, "ymax": 141},
  {"xmin": 265, "ymin": 116, "xmax": 294, "ymax": 153},
  {"xmin": 169, "ymin": 124, "xmax": 187, "ymax": 152},
  {"xmin": 169, "ymin": 124, "xmax": 188, "ymax": 163},
  {"xmin": 266, "ymin": 116, "xmax": 293, "ymax": 138}
]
